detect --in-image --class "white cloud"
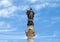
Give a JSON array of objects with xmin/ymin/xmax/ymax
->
[
  {"xmin": 27, "ymin": 1, "xmax": 60, "ymax": 10},
  {"xmin": 0, "ymin": 0, "xmax": 12, "ymax": 7},
  {"xmin": 0, "ymin": 9, "xmax": 9, "ymax": 17},
  {"xmin": 0, "ymin": 6, "xmax": 18, "ymax": 17},
  {"xmin": 8, "ymin": 6, "xmax": 18, "ymax": 13},
  {"xmin": 32, "ymin": 2, "xmax": 48, "ymax": 10},
  {"xmin": 33, "ymin": 2, "xmax": 60, "ymax": 10},
  {"xmin": 0, "ymin": 0, "xmax": 18, "ymax": 18},
  {"xmin": 47, "ymin": 3, "xmax": 60, "ymax": 7}
]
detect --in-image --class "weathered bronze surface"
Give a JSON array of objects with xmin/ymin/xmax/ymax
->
[
  {"xmin": 27, "ymin": 21, "xmax": 34, "ymax": 26},
  {"xmin": 26, "ymin": 8, "xmax": 35, "ymax": 26}
]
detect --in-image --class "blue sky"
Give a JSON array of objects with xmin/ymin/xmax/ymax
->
[{"xmin": 0, "ymin": 0, "xmax": 60, "ymax": 42}]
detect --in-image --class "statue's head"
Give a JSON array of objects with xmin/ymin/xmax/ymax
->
[{"xmin": 30, "ymin": 8, "xmax": 32, "ymax": 10}]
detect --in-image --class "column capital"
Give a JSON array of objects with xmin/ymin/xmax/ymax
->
[{"xmin": 26, "ymin": 29, "xmax": 35, "ymax": 39}]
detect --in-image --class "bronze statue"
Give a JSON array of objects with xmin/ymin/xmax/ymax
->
[
  {"xmin": 26, "ymin": 8, "xmax": 35, "ymax": 26},
  {"xmin": 26, "ymin": 8, "xmax": 35, "ymax": 20}
]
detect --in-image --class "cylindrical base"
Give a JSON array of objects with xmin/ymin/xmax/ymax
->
[
  {"xmin": 28, "ymin": 38, "xmax": 34, "ymax": 42},
  {"xmin": 28, "ymin": 25, "xmax": 33, "ymax": 29}
]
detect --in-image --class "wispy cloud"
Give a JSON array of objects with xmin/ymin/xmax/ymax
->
[
  {"xmin": 32, "ymin": 2, "xmax": 48, "ymax": 10},
  {"xmin": 0, "ymin": 34, "xmax": 26, "ymax": 40},
  {"xmin": 18, "ymin": 5, "xmax": 29, "ymax": 11},
  {"xmin": 0, "ymin": 6, "xmax": 18, "ymax": 18},
  {"xmin": 32, "ymin": 2, "xmax": 60, "ymax": 10},
  {"xmin": 0, "ymin": 32, "xmax": 27, "ymax": 40},
  {"xmin": 24, "ymin": 0, "xmax": 60, "ymax": 10},
  {"xmin": 0, "ymin": 29, "xmax": 16, "ymax": 32},
  {"xmin": 35, "ymin": 32, "xmax": 60, "ymax": 42},
  {"xmin": 36, "ymin": 32, "xmax": 60, "ymax": 39},
  {"xmin": 0, "ymin": 21, "xmax": 16, "ymax": 32},
  {"xmin": 51, "ymin": 17, "xmax": 60, "ymax": 21},
  {"xmin": 0, "ymin": 21, "xmax": 11, "ymax": 28}
]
